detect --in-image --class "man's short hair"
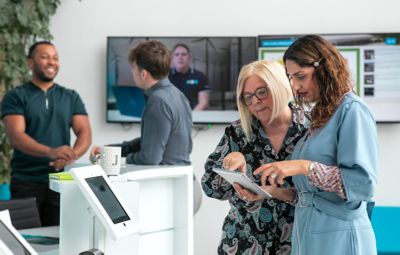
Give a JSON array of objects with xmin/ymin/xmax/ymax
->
[
  {"xmin": 27, "ymin": 41, "xmax": 54, "ymax": 59},
  {"xmin": 128, "ymin": 40, "xmax": 171, "ymax": 80},
  {"xmin": 172, "ymin": 43, "xmax": 191, "ymax": 55}
]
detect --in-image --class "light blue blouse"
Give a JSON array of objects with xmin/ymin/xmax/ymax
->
[{"xmin": 290, "ymin": 93, "xmax": 378, "ymax": 255}]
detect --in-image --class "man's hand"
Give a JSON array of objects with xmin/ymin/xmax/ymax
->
[
  {"xmin": 89, "ymin": 146, "xmax": 102, "ymax": 164},
  {"xmin": 49, "ymin": 158, "xmax": 74, "ymax": 171},
  {"xmin": 48, "ymin": 145, "xmax": 77, "ymax": 161}
]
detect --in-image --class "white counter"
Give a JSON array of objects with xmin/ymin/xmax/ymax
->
[{"xmin": 50, "ymin": 164, "xmax": 193, "ymax": 255}]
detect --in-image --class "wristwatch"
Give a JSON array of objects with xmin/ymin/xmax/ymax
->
[{"xmin": 308, "ymin": 161, "xmax": 317, "ymax": 173}]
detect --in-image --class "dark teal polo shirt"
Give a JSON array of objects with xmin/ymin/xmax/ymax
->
[
  {"xmin": 1, "ymin": 82, "xmax": 88, "ymax": 183},
  {"xmin": 168, "ymin": 68, "xmax": 209, "ymax": 109}
]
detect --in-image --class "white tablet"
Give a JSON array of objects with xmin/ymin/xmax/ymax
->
[
  {"xmin": 0, "ymin": 212, "xmax": 38, "ymax": 255},
  {"xmin": 213, "ymin": 168, "xmax": 272, "ymax": 198},
  {"xmin": 70, "ymin": 165, "xmax": 139, "ymax": 240}
]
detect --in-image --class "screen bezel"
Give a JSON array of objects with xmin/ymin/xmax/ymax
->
[
  {"xmin": 70, "ymin": 165, "xmax": 139, "ymax": 240},
  {"xmin": 106, "ymin": 36, "xmax": 258, "ymax": 124}
]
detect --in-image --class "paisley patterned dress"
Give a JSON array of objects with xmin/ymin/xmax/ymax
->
[{"xmin": 201, "ymin": 104, "xmax": 308, "ymax": 255}]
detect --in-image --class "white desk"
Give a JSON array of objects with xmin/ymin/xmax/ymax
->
[{"xmin": 50, "ymin": 165, "xmax": 193, "ymax": 255}]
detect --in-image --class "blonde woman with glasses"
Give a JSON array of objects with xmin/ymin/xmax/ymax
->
[{"xmin": 201, "ymin": 60, "xmax": 308, "ymax": 254}]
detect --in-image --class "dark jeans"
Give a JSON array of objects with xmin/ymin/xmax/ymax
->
[{"xmin": 10, "ymin": 178, "xmax": 60, "ymax": 227}]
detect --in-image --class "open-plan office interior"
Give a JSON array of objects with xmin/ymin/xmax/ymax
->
[{"xmin": 1, "ymin": 0, "xmax": 400, "ymax": 254}]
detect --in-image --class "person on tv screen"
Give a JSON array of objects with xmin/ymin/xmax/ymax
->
[
  {"xmin": 254, "ymin": 35, "xmax": 379, "ymax": 254},
  {"xmin": 168, "ymin": 43, "xmax": 210, "ymax": 111},
  {"xmin": 1, "ymin": 41, "xmax": 92, "ymax": 226},
  {"xmin": 201, "ymin": 60, "xmax": 309, "ymax": 254}
]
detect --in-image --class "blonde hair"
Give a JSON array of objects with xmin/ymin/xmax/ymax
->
[{"xmin": 236, "ymin": 60, "xmax": 292, "ymax": 139}]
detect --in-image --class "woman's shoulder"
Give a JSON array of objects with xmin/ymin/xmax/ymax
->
[
  {"xmin": 227, "ymin": 119, "xmax": 245, "ymax": 134},
  {"xmin": 334, "ymin": 92, "xmax": 376, "ymax": 123},
  {"xmin": 340, "ymin": 92, "xmax": 372, "ymax": 113},
  {"xmin": 226, "ymin": 119, "xmax": 254, "ymax": 140}
]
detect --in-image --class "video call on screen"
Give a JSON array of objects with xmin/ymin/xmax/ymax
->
[
  {"xmin": 0, "ymin": 220, "xmax": 31, "ymax": 255},
  {"xmin": 85, "ymin": 176, "xmax": 130, "ymax": 224}
]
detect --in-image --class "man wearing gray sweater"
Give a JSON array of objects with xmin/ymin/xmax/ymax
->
[
  {"xmin": 91, "ymin": 40, "xmax": 202, "ymax": 213},
  {"xmin": 92, "ymin": 40, "xmax": 192, "ymax": 165}
]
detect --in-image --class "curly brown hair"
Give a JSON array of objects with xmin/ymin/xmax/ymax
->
[{"xmin": 283, "ymin": 35, "xmax": 353, "ymax": 130}]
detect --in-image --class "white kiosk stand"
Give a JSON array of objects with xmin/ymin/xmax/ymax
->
[{"xmin": 50, "ymin": 165, "xmax": 193, "ymax": 255}]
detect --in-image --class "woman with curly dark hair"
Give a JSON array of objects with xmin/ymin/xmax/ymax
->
[{"xmin": 254, "ymin": 35, "xmax": 378, "ymax": 255}]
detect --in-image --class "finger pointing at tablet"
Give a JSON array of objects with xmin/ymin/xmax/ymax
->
[{"xmin": 222, "ymin": 152, "xmax": 247, "ymax": 173}]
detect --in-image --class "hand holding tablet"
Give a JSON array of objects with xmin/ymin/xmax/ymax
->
[{"xmin": 213, "ymin": 168, "xmax": 272, "ymax": 198}]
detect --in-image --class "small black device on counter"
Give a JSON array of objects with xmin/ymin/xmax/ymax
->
[{"xmin": 79, "ymin": 248, "xmax": 104, "ymax": 255}]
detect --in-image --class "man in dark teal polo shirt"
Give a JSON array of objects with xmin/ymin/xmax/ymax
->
[
  {"xmin": 1, "ymin": 41, "xmax": 92, "ymax": 226},
  {"xmin": 169, "ymin": 43, "xmax": 210, "ymax": 110}
]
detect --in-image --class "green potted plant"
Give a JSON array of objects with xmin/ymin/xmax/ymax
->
[{"xmin": 0, "ymin": 0, "xmax": 60, "ymax": 199}]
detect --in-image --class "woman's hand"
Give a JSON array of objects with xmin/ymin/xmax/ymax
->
[
  {"xmin": 233, "ymin": 183, "xmax": 264, "ymax": 202},
  {"xmin": 253, "ymin": 160, "xmax": 311, "ymax": 186},
  {"xmin": 261, "ymin": 186, "xmax": 296, "ymax": 203},
  {"xmin": 233, "ymin": 183, "xmax": 296, "ymax": 203},
  {"xmin": 222, "ymin": 152, "xmax": 247, "ymax": 174}
]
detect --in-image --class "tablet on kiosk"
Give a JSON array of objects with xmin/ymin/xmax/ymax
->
[
  {"xmin": 70, "ymin": 165, "xmax": 139, "ymax": 240},
  {"xmin": 213, "ymin": 168, "xmax": 272, "ymax": 198},
  {"xmin": 0, "ymin": 210, "xmax": 38, "ymax": 255}
]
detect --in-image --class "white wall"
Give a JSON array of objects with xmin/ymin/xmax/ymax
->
[{"xmin": 50, "ymin": 0, "xmax": 400, "ymax": 254}]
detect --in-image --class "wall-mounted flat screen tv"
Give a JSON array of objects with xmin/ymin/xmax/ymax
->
[
  {"xmin": 258, "ymin": 33, "xmax": 400, "ymax": 123},
  {"xmin": 107, "ymin": 36, "xmax": 257, "ymax": 124}
]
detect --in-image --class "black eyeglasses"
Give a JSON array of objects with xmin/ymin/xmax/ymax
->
[{"xmin": 241, "ymin": 86, "xmax": 269, "ymax": 106}]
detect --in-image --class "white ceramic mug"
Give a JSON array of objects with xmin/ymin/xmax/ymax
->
[{"xmin": 94, "ymin": 146, "xmax": 121, "ymax": 175}]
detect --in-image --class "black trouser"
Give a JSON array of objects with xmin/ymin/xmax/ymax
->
[{"xmin": 10, "ymin": 178, "xmax": 60, "ymax": 227}]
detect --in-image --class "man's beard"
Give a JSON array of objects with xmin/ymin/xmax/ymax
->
[{"xmin": 34, "ymin": 65, "xmax": 58, "ymax": 82}]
